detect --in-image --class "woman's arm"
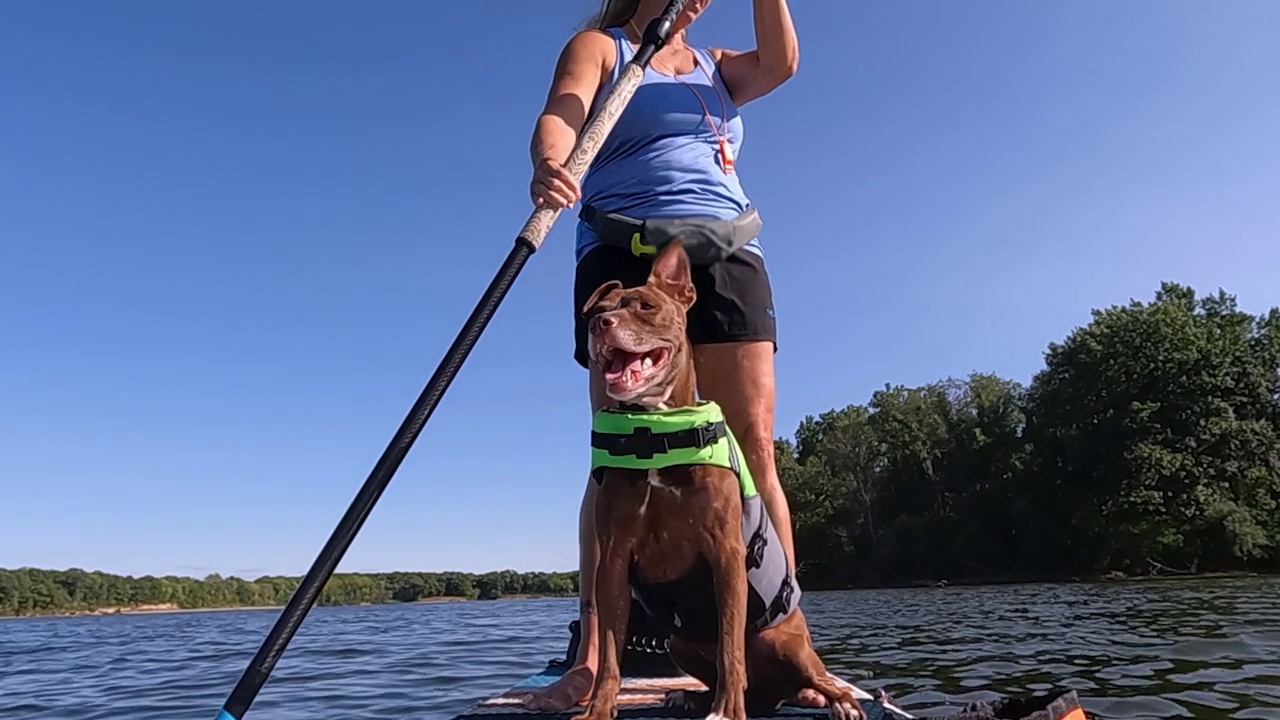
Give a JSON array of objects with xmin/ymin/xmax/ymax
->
[
  {"xmin": 531, "ymin": 30, "xmax": 613, "ymax": 167},
  {"xmin": 711, "ymin": 0, "xmax": 799, "ymax": 107},
  {"xmin": 528, "ymin": 29, "xmax": 613, "ymax": 208}
]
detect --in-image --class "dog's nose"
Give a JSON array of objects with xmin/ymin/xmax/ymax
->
[{"xmin": 591, "ymin": 313, "xmax": 618, "ymax": 333}]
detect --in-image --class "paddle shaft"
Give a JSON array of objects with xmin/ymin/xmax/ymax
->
[{"xmin": 214, "ymin": 3, "xmax": 689, "ymax": 718}]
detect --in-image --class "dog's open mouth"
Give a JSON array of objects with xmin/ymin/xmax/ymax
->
[{"xmin": 599, "ymin": 344, "xmax": 672, "ymax": 394}]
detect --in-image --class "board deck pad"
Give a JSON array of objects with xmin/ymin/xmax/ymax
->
[{"xmin": 450, "ymin": 662, "xmax": 912, "ymax": 720}]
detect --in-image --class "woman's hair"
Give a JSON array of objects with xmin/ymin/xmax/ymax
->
[
  {"xmin": 581, "ymin": 0, "xmax": 688, "ymax": 38},
  {"xmin": 585, "ymin": 0, "xmax": 640, "ymax": 29}
]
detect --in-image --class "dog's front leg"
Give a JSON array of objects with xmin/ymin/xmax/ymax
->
[
  {"xmin": 573, "ymin": 497, "xmax": 635, "ymax": 720},
  {"xmin": 703, "ymin": 516, "xmax": 748, "ymax": 720}
]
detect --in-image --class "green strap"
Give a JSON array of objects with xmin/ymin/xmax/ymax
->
[{"xmin": 590, "ymin": 401, "xmax": 758, "ymax": 498}]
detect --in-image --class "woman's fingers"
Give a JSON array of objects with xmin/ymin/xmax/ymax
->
[
  {"xmin": 529, "ymin": 159, "xmax": 581, "ymax": 209},
  {"xmin": 549, "ymin": 164, "xmax": 582, "ymax": 202},
  {"xmin": 532, "ymin": 171, "xmax": 580, "ymax": 208},
  {"xmin": 532, "ymin": 177, "xmax": 575, "ymax": 209}
]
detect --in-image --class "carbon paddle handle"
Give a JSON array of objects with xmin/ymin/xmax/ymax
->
[{"xmin": 214, "ymin": 2, "xmax": 689, "ymax": 718}]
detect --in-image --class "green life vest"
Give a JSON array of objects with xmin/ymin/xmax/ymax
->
[{"xmin": 590, "ymin": 401, "xmax": 758, "ymax": 498}]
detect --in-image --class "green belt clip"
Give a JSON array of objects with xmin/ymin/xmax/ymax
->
[{"xmin": 630, "ymin": 231, "xmax": 657, "ymax": 257}]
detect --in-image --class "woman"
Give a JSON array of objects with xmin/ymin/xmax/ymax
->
[{"xmin": 521, "ymin": 0, "xmax": 802, "ymax": 712}]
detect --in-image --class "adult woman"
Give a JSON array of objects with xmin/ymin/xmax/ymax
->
[{"xmin": 522, "ymin": 0, "xmax": 800, "ymax": 712}]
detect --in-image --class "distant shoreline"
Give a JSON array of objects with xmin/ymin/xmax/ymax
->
[
  {"xmin": 0, "ymin": 593, "xmax": 566, "ymax": 620},
  {"xmin": 4, "ymin": 572, "xmax": 1272, "ymax": 620},
  {"xmin": 806, "ymin": 569, "xmax": 1270, "ymax": 592},
  {"xmin": 0, "ymin": 567, "xmax": 579, "ymax": 619}
]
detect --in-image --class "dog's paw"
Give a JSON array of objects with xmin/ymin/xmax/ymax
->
[
  {"xmin": 707, "ymin": 691, "xmax": 748, "ymax": 720},
  {"xmin": 705, "ymin": 706, "xmax": 747, "ymax": 720},
  {"xmin": 828, "ymin": 697, "xmax": 864, "ymax": 720}
]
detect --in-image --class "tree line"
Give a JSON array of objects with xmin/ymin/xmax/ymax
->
[
  {"xmin": 0, "ymin": 567, "xmax": 578, "ymax": 617},
  {"xmin": 777, "ymin": 282, "xmax": 1280, "ymax": 587}
]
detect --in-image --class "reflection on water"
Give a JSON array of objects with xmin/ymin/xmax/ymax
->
[{"xmin": 2, "ymin": 577, "xmax": 1278, "ymax": 719}]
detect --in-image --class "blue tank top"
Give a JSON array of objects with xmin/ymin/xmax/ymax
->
[{"xmin": 574, "ymin": 27, "xmax": 761, "ymax": 262}]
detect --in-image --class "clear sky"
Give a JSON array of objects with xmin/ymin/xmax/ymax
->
[{"xmin": 2, "ymin": 1, "xmax": 1278, "ymax": 580}]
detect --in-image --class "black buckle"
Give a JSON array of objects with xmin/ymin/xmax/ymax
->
[
  {"xmin": 745, "ymin": 527, "xmax": 766, "ymax": 571},
  {"xmin": 771, "ymin": 575, "xmax": 794, "ymax": 618},
  {"xmin": 692, "ymin": 421, "xmax": 725, "ymax": 448},
  {"xmin": 592, "ymin": 425, "xmax": 669, "ymax": 460},
  {"xmin": 621, "ymin": 426, "xmax": 667, "ymax": 460}
]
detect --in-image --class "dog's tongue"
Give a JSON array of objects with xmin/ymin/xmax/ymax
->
[{"xmin": 605, "ymin": 351, "xmax": 651, "ymax": 386}]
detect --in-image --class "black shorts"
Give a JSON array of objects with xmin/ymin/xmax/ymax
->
[{"xmin": 572, "ymin": 244, "xmax": 777, "ymax": 369}]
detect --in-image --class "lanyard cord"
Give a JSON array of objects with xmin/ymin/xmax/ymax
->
[{"xmin": 629, "ymin": 20, "xmax": 735, "ymax": 173}]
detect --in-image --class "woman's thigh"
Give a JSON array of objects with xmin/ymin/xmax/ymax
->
[
  {"xmin": 687, "ymin": 248, "xmax": 778, "ymax": 438},
  {"xmin": 693, "ymin": 340, "xmax": 777, "ymax": 450},
  {"xmin": 686, "ymin": 249, "xmax": 777, "ymax": 351}
]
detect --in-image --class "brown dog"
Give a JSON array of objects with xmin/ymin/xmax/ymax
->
[{"xmin": 573, "ymin": 240, "xmax": 863, "ymax": 720}]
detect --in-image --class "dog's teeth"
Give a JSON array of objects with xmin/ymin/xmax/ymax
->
[{"xmin": 642, "ymin": 355, "xmax": 653, "ymax": 369}]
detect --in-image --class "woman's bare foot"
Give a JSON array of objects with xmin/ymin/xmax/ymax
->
[{"xmin": 519, "ymin": 665, "xmax": 596, "ymax": 712}]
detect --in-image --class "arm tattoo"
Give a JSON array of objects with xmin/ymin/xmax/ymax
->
[{"xmin": 580, "ymin": 598, "xmax": 597, "ymax": 617}]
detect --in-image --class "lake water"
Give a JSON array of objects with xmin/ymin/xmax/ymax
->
[{"xmin": 3, "ymin": 578, "xmax": 1280, "ymax": 719}]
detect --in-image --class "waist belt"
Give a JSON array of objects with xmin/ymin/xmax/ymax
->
[{"xmin": 580, "ymin": 204, "xmax": 762, "ymax": 266}]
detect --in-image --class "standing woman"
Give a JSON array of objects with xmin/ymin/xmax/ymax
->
[{"xmin": 522, "ymin": 0, "xmax": 803, "ymax": 712}]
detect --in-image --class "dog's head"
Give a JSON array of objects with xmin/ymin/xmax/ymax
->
[{"xmin": 582, "ymin": 241, "xmax": 697, "ymax": 406}]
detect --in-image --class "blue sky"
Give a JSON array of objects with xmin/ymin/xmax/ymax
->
[{"xmin": 2, "ymin": 1, "xmax": 1277, "ymax": 580}]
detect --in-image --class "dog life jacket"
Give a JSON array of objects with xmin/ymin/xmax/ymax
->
[{"xmin": 590, "ymin": 401, "xmax": 800, "ymax": 643}]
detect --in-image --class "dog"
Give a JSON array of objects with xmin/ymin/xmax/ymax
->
[{"xmin": 573, "ymin": 240, "xmax": 863, "ymax": 720}]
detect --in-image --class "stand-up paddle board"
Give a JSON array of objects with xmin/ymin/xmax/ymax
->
[{"xmin": 447, "ymin": 618, "xmax": 915, "ymax": 720}]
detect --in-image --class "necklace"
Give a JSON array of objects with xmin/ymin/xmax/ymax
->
[{"xmin": 628, "ymin": 21, "xmax": 735, "ymax": 174}]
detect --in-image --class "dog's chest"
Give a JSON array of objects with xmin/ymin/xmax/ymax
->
[
  {"xmin": 634, "ymin": 468, "xmax": 691, "ymax": 525},
  {"xmin": 628, "ymin": 467, "xmax": 716, "ymax": 585}
]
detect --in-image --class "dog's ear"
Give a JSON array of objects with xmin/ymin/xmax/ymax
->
[
  {"xmin": 581, "ymin": 279, "xmax": 624, "ymax": 316},
  {"xmin": 648, "ymin": 241, "xmax": 696, "ymax": 310}
]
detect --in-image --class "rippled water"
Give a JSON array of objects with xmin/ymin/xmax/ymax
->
[{"xmin": 3, "ymin": 578, "xmax": 1279, "ymax": 719}]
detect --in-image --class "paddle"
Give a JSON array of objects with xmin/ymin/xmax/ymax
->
[{"xmin": 212, "ymin": 2, "xmax": 690, "ymax": 718}]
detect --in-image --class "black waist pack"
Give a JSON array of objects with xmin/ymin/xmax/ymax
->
[{"xmin": 580, "ymin": 204, "xmax": 762, "ymax": 266}]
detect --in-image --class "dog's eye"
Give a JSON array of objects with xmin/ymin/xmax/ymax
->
[{"xmin": 619, "ymin": 295, "xmax": 653, "ymax": 311}]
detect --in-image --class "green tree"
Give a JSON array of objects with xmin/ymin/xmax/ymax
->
[
  {"xmin": 773, "ymin": 282, "xmax": 1280, "ymax": 586},
  {"xmin": 1025, "ymin": 283, "xmax": 1280, "ymax": 574}
]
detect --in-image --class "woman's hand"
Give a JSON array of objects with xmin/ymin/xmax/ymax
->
[{"xmin": 530, "ymin": 156, "xmax": 582, "ymax": 209}]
